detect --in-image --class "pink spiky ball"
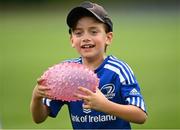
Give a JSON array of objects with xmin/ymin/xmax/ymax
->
[{"xmin": 38, "ymin": 62, "xmax": 99, "ymax": 101}]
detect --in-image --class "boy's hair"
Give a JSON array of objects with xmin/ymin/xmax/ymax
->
[{"xmin": 66, "ymin": 1, "xmax": 113, "ymax": 34}]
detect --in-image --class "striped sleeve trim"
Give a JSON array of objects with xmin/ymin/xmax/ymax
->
[
  {"xmin": 42, "ymin": 98, "xmax": 51, "ymax": 107},
  {"xmin": 104, "ymin": 64, "xmax": 126, "ymax": 83},
  {"xmin": 104, "ymin": 56, "xmax": 136, "ymax": 85},
  {"xmin": 109, "ymin": 56, "xmax": 136, "ymax": 84},
  {"xmin": 126, "ymin": 97, "xmax": 146, "ymax": 112}
]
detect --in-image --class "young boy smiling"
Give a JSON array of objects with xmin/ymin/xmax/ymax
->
[{"xmin": 30, "ymin": 1, "xmax": 147, "ymax": 129}]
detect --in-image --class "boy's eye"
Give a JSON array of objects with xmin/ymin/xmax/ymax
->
[
  {"xmin": 74, "ymin": 31, "xmax": 83, "ymax": 36},
  {"xmin": 91, "ymin": 30, "xmax": 98, "ymax": 35}
]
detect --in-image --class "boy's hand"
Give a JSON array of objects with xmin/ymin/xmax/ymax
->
[
  {"xmin": 74, "ymin": 87, "xmax": 109, "ymax": 111},
  {"xmin": 32, "ymin": 79, "xmax": 52, "ymax": 100},
  {"xmin": 33, "ymin": 85, "xmax": 51, "ymax": 99}
]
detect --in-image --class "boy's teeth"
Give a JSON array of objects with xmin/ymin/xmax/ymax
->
[{"xmin": 82, "ymin": 44, "xmax": 95, "ymax": 48}]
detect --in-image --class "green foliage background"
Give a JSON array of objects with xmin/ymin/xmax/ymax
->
[{"xmin": 0, "ymin": 0, "xmax": 179, "ymax": 129}]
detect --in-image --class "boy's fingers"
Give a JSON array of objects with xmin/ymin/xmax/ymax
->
[
  {"xmin": 38, "ymin": 85, "xmax": 51, "ymax": 91},
  {"xmin": 96, "ymin": 88, "xmax": 102, "ymax": 94},
  {"xmin": 73, "ymin": 93, "xmax": 89, "ymax": 101},
  {"xmin": 78, "ymin": 86, "xmax": 92, "ymax": 95},
  {"xmin": 82, "ymin": 103, "xmax": 90, "ymax": 109},
  {"xmin": 37, "ymin": 78, "xmax": 45, "ymax": 85}
]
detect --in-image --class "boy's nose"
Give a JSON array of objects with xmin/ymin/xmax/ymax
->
[{"xmin": 82, "ymin": 33, "xmax": 91, "ymax": 43}]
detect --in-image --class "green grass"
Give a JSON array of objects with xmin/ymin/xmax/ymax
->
[{"xmin": 0, "ymin": 5, "xmax": 179, "ymax": 129}]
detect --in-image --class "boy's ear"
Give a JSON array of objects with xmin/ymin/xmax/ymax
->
[
  {"xmin": 106, "ymin": 32, "xmax": 113, "ymax": 46},
  {"xmin": 70, "ymin": 35, "xmax": 75, "ymax": 48}
]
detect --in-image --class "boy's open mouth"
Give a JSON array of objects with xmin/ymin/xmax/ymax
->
[{"xmin": 81, "ymin": 44, "xmax": 95, "ymax": 49}]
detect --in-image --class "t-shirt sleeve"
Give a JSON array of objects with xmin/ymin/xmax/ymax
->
[
  {"xmin": 121, "ymin": 83, "xmax": 147, "ymax": 113},
  {"xmin": 42, "ymin": 98, "xmax": 65, "ymax": 117},
  {"xmin": 117, "ymin": 61, "xmax": 147, "ymax": 113}
]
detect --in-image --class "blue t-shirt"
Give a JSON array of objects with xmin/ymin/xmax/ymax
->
[{"xmin": 43, "ymin": 55, "xmax": 147, "ymax": 129}]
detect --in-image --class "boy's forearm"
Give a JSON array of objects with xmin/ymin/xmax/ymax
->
[
  {"xmin": 30, "ymin": 97, "xmax": 49, "ymax": 123},
  {"xmin": 101, "ymin": 100, "xmax": 147, "ymax": 124}
]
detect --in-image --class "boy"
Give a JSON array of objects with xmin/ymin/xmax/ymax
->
[{"xmin": 30, "ymin": 1, "xmax": 147, "ymax": 129}]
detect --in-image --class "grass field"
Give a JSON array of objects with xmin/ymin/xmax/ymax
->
[{"xmin": 0, "ymin": 2, "xmax": 179, "ymax": 129}]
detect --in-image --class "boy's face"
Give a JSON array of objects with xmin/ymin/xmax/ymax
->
[{"xmin": 70, "ymin": 16, "xmax": 113, "ymax": 60}]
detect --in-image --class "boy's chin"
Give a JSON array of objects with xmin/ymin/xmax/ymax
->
[
  {"xmin": 81, "ymin": 52, "xmax": 95, "ymax": 58},
  {"xmin": 81, "ymin": 55, "xmax": 93, "ymax": 59},
  {"xmin": 81, "ymin": 53, "xmax": 96, "ymax": 59}
]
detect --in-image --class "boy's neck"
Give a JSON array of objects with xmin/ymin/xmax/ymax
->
[{"xmin": 82, "ymin": 54, "xmax": 106, "ymax": 71}]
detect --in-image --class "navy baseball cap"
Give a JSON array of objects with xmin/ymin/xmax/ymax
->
[{"xmin": 66, "ymin": 1, "xmax": 113, "ymax": 33}]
